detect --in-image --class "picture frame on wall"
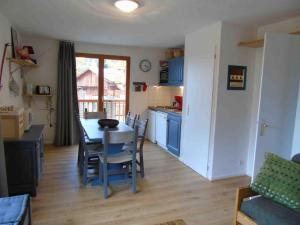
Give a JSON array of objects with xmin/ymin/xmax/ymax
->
[{"xmin": 227, "ymin": 65, "xmax": 247, "ymax": 90}]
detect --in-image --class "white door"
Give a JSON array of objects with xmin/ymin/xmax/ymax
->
[
  {"xmin": 155, "ymin": 111, "xmax": 167, "ymax": 149},
  {"xmin": 252, "ymin": 33, "xmax": 300, "ymax": 178}
]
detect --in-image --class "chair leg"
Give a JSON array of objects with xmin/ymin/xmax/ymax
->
[
  {"xmin": 103, "ymin": 163, "xmax": 109, "ymax": 199},
  {"xmin": 83, "ymin": 157, "xmax": 88, "ymax": 185},
  {"xmin": 77, "ymin": 145, "xmax": 80, "ymax": 166},
  {"xmin": 99, "ymin": 161, "xmax": 103, "ymax": 182},
  {"xmin": 132, "ymin": 159, "xmax": 137, "ymax": 193},
  {"xmin": 139, "ymin": 150, "xmax": 145, "ymax": 178}
]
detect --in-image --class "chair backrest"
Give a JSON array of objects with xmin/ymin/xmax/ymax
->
[
  {"xmin": 135, "ymin": 118, "xmax": 148, "ymax": 149},
  {"xmin": 135, "ymin": 119, "xmax": 148, "ymax": 137},
  {"xmin": 126, "ymin": 112, "xmax": 139, "ymax": 128},
  {"xmin": 102, "ymin": 126, "xmax": 138, "ymax": 160},
  {"xmin": 75, "ymin": 113, "xmax": 88, "ymax": 150},
  {"xmin": 125, "ymin": 112, "xmax": 131, "ymax": 124},
  {"xmin": 84, "ymin": 111, "xmax": 107, "ymax": 120}
]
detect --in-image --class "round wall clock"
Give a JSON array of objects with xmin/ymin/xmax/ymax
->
[{"xmin": 139, "ymin": 59, "xmax": 152, "ymax": 72}]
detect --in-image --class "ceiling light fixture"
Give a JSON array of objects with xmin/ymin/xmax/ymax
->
[{"xmin": 114, "ymin": 0, "xmax": 139, "ymax": 13}]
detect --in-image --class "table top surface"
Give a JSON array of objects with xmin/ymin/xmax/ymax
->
[{"xmin": 80, "ymin": 119, "xmax": 133, "ymax": 142}]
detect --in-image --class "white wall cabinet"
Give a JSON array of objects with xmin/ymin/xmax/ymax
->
[{"xmin": 181, "ymin": 22, "xmax": 221, "ymax": 178}]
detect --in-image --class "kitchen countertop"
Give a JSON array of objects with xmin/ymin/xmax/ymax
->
[{"xmin": 148, "ymin": 106, "xmax": 182, "ymax": 116}]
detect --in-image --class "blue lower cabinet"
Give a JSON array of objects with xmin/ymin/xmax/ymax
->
[{"xmin": 166, "ymin": 114, "xmax": 181, "ymax": 156}]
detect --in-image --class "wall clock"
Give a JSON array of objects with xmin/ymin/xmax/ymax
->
[{"xmin": 139, "ymin": 59, "xmax": 151, "ymax": 72}]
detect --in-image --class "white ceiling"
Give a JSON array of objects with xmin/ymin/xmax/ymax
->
[{"xmin": 0, "ymin": 0, "xmax": 300, "ymax": 48}]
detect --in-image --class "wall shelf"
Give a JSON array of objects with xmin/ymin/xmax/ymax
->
[
  {"xmin": 238, "ymin": 30, "xmax": 300, "ymax": 48},
  {"xmin": 25, "ymin": 94, "xmax": 52, "ymax": 97},
  {"xmin": 238, "ymin": 39, "xmax": 264, "ymax": 48},
  {"xmin": 24, "ymin": 93, "xmax": 53, "ymax": 108},
  {"xmin": 8, "ymin": 58, "xmax": 38, "ymax": 67}
]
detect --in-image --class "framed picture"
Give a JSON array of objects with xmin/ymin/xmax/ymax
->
[
  {"xmin": 11, "ymin": 27, "xmax": 21, "ymax": 58},
  {"xmin": 227, "ymin": 65, "xmax": 247, "ymax": 90}
]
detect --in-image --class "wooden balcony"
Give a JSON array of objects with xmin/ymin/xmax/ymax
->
[{"xmin": 78, "ymin": 99, "xmax": 126, "ymax": 121}]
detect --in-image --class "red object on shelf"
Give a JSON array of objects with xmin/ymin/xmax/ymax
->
[
  {"xmin": 143, "ymin": 83, "xmax": 147, "ymax": 91},
  {"xmin": 175, "ymin": 96, "xmax": 183, "ymax": 110}
]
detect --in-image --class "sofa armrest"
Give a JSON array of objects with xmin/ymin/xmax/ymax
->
[{"xmin": 233, "ymin": 186, "xmax": 258, "ymax": 225}]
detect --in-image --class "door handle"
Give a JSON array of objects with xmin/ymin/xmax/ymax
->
[{"xmin": 260, "ymin": 122, "xmax": 269, "ymax": 136}]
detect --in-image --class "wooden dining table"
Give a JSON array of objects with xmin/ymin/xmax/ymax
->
[{"xmin": 80, "ymin": 118, "xmax": 133, "ymax": 142}]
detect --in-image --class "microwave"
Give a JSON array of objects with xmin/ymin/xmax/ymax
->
[
  {"xmin": 24, "ymin": 109, "xmax": 32, "ymax": 131},
  {"xmin": 160, "ymin": 69, "xmax": 168, "ymax": 84}
]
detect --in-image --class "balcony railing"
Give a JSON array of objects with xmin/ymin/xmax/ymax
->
[{"xmin": 78, "ymin": 99, "xmax": 126, "ymax": 121}]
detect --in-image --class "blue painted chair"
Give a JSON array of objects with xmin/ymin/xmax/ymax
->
[
  {"xmin": 83, "ymin": 109, "xmax": 107, "ymax": 120},
  {"xmin": 75, "ymin": 114, "xmax": 103, "ymax": 185},
  {"xmin": 125, "ymin": 112, "xmax": 139, "ymax": 128},
  {"xmin": 123, "ymin": 118, "xmax": 148, "ymax": 178},
  {"xmin": 99, "ymin": 126, "xmax": 138, "ymax": 199},
  {"xmin": 0, "ymin": 194, "xmax": 31, "ymax": 225}
]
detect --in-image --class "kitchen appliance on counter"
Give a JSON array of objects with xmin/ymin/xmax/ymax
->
[{"xmin": 174, "ymin": 96, "xmax": 183, "ymax": 111}]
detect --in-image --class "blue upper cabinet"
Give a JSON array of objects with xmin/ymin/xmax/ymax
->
[
  {"xmin": 160, "ymin": 57, "xmax": 184, "ymax": 86},
  {"xmin": 168, "ymin": 57, "xmax": 184, "ymax": 86}
]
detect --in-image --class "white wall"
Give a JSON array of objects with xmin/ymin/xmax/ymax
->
[
  {"xmin": 0, "ymin": 13, "xmax": 23, "ymax": 108},
  {"xmin": 210, "ymin": 23, "xmax": 256, "ymax": 180},
  {"xmin": 147, "ymin": 86, "xmax": 183, "ymax": 107},
  {"xmin": 292, "ymin": 85, "xmax": 300, "ymax": 157},
  {"xmin": 21, "ymin": 37, "xmax": 174, "ymax": 143},
  {"xmin": 257, "ymin": 17, "xmax": 300, "ymax": 37},
  {"xmin": 21, "ymin": 36, "xmax": 59, "ymax": 144},
  {"xmin": 181, "ymin": 22, "xmax": 257, "ymax": 180},
  {"xmin": 247, "ymin": 16, "xmax": 300, "ymax": 175},
  {"xmin": 181, "ymin": 22, "xmax": 222, "ymax": 178}
]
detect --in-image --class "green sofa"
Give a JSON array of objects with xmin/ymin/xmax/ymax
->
[{"xmin": 234, "ymin": 154, "xmax": 300, "ymax": 225}]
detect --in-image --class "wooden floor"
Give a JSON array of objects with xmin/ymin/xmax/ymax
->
[{"xmin": 32, "ymin": 142, "xmax": 250, "ymax": 225}]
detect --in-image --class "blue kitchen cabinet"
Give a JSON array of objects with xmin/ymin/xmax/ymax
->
[
  {"xmin": 160, "ymin": 57, "xmax": 184, "ymax": 86},
  {"xmin": 166, "ymin": 114, "xmax": 181, "ymax": 156},
  {"xmin": 168, "ymin": 57, "xmax": 184, "ymax": 86}
]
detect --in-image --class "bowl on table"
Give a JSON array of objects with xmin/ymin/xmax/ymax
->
[{"xmin": 98, "ymin": 119, "xmax": 119, "ymax": 128}]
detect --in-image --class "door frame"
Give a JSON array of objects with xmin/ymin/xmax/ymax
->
[{"xmin": 75, "ymin": 53, "xmax": 130, "ymax": 114}]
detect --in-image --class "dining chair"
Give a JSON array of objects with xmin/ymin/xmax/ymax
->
[
  {"xmin": 125, "ymin": 112, "xmax": 138, "ymax": 128},
  {"xmin": 99, "ymin": 126, "xmax": 138, "ymax": 198},
  {"xmin": 84, "ymin": 109, "xmax": 107, "ymax": 119},
  {"xmin": 75, "ymin": 114, "xmax": 103, "ymax": 185},
  {"xmin": 123, "ymin": 118, "xmax": 148, "ymax": 178}
]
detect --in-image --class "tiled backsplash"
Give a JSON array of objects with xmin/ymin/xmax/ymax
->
[{"xmin": 147, "ymin": 86, "xmax": 183, "ymax": 107}]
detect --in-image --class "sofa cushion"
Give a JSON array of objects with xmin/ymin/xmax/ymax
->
[
  {"xmin": 241, "ymin": 196, "xmax": 300, "ymax": 225},
  {"xmin": 250, "ymin": 153, "xmax": 300, "ymax": 212},
  {"xmin": 0, "ymin": 195, "xmax": 29, "ymax": 225}
]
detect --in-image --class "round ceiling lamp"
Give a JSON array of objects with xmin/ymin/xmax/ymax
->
[{"xmin": 114, "ymin": 0, "xmax": 139, "ymax": 13}]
